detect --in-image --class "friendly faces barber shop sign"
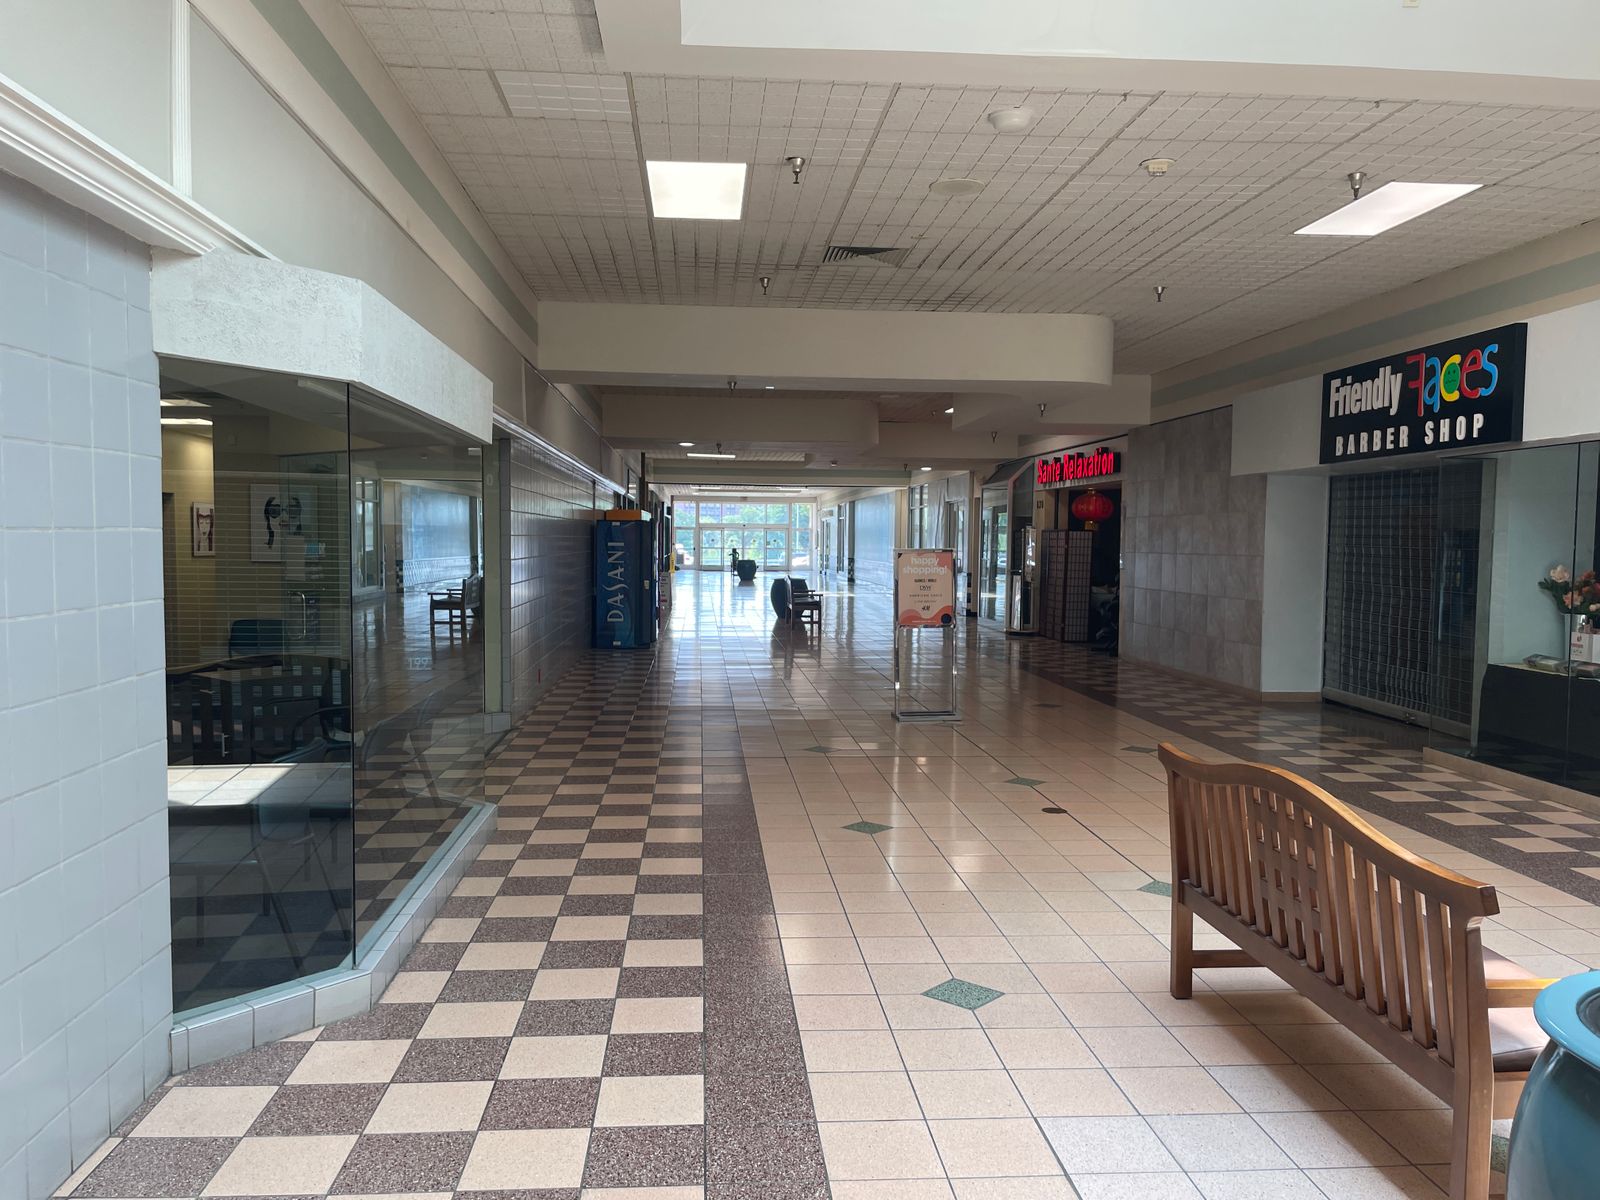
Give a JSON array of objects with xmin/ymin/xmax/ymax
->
[{"xmin": 1319, "ymin": 323, "xmax": 1527, "ymax": 464}]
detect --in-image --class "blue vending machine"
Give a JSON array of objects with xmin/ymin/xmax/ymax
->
[{"xmin": 593, "ymin": 514, "xmax": 657, "ymax": 649}]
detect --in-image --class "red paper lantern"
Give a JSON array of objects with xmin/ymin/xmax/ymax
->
[{"xmin": 1070, "ymin": 489, "xmax": 1114, "ymax": 530}]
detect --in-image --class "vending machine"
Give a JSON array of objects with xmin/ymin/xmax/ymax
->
[{"xmin": 593, "ymin": 512, "xmax": 657, "ymax": 649}]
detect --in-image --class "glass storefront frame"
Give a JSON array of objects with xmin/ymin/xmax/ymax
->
[
  {"xmin": 1322, "ymin": 437, "xmax": 1600, "ymax": 801},
  {"xmin": 160, "ymin": 359, "xmax": 494, "ymax": 1016}
]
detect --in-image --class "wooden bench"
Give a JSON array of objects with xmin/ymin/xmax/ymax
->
[{"xmin": 1158, "ymin": 744, "xmax": 1555, "ymax": 1200}]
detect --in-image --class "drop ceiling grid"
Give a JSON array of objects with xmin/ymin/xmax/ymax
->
[
  {"xmin": 346, "ymin": 1, "xmax": 606, "ymax": 71},
  {"xmin": 342, "ymin": 0, "xmax": 1600, "ymax": 370}
]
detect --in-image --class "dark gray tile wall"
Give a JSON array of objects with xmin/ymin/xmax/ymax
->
[
  {"xmin": 0, "ymin": 173, "xmax": 172, "ymax": 1198},
  {"xmin": 1122, "ymin": 407, "xmax": 1267, "ymax": 691},
  {"xmin": 500, "ymin": 435, "xmax": 597, "ymax": 716}
]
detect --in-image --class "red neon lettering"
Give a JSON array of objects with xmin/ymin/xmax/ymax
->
[
  {"xmin": 1460, "ymin": 347, "xmax": 1483, "ymax": 400},
  {"xmin": 1405, "ymin": 352, "xmax": 1427, "ymax": 417}
]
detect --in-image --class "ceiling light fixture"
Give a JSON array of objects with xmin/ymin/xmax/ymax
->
[
  {"xmin": 1141, "ymin": 158, "xmax": 1174, "ymax": 177},
  {"xmin": 764, "ymin": 385, "xmax": 775, "ymax": 390},
  {"xmin": 159, "ymin": 397, "xmax": 208, "ymax": 409},
  {"xmin": 687, "ymin": 441, "xmax": 736, "ymax": 460},
  {"xmin": 944, "ymin": 406, "xmax": 955, "ymax": 415},
  {"xmin": 986, "ymin": 107, "xmax": 1034, "ymax": 134},
  {"xmin": 646, "ymin": 160, "xmax": 747, "ymax": 220},
  {"xmin": 920, "ymin": 466, "xmax": 933, "ymax": 472},
  {"xmin": 1295, "ymin": 180, "xmax": 1481, "ymax": 237},
  {"xmin": 929, "ymin": 177, "xmax": 985, "ymax": 198},
  {"xmin": 160, "ymin": 417, "xmax": 213, "ymax": 426},
  {"xmin": 679, "ymin": 441, "xmax": 694, "ymax": 447}
]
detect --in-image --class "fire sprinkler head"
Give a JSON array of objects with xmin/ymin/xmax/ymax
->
[
  {"xmin": 1348, "ymin": 170, "xmax": 1366, "ymax": 200},
  {"xmin": 759, "ymin": 275, "xmax": 771, "ymax": 296},
  {"xmin": 786, "ymin": 156, "xmax": 806, "ymax": 185},
  {"xmin": 1154, "ymin": 285, "xmax": 1166, "ymax": 303}
]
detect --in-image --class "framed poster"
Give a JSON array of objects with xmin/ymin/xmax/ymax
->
[
  {"xmin": 191, "ymin": 502, "xmax": 215, "ymax": 557},
  {"xmin": 249, "ymin": 484, "xmax": 284, "ymax": 563},
  {"xmin": 895, "ymin": 549, "xmax": 956, "ymax": 628}
]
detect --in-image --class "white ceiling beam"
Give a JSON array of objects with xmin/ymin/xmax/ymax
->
[
  {"xmin": 948, "ymin": 375, "xmax": 1150, "ymax": 436},
  {"xmin": 540, "ymin": 303, "xmax": 1114, "ymax": 392},
  {"xmin": 602, "ymin": 390, "xmax": 879, "ymax": 448}
]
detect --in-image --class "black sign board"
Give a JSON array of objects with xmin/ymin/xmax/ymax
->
[{"xmin": 1318, "ymin": 323, "xmax": 1527, "ymax": 465}]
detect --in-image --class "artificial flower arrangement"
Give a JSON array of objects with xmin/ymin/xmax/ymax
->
[{"xmin": 1539, "ymin": 565, "xmax": 1600, "ymax": 616}]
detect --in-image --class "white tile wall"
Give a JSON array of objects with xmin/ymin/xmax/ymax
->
[{"xmin": 0, "ymin": 172, "xmax": 170, "ymax": 1200}]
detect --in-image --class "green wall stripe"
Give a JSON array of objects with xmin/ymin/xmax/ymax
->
[
  {"xmin": 1154, "ymin": 247, "xmax": 1600, "ymax": 408},
  {"xmin": 250, "ymin": 0, "xmax": 538, "ymax": 344}
]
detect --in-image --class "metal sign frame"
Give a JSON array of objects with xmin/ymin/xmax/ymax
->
[{"xmin": 892, "ymin": 547, "xmax": 959, "ymax": 722}]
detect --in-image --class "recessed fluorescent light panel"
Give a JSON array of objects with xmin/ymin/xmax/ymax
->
[
  {"xmin": 1295, "ymin": 182, "xmax": 1481, "ymax": 237},
  {"xmin": 646, "ymin": 161, "xmax": 747, "ymax": 220},
  {"xmin": 685, "ymin": 451, "xmax": 737, "ymax": 459},
  {"xmin": 161, "ymin": 417, "xmax": 213, "ymax": 426}
]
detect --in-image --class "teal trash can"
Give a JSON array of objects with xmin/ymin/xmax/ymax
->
[{"xmin": 1506, "ymin": 971, "xmax": 1600, "ymax": 1199}]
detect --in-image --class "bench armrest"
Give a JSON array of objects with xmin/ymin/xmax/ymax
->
[{"xmin": 1485, "ymin": 977, "xmax": 1559, "ymax": 1007}]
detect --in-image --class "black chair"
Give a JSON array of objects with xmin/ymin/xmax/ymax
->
[
  {"xmin": 787, "ymin": 577, "xmax": 822, "ymax": 627},
  {"xmin": 430, "ymin": 574, "xmax": 483, "ymax": 632},
  {"xmin": 227, "ymin": 618, "xmax": 288, "ymax": 662}
]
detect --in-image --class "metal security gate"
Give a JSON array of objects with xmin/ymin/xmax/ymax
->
[{"xmin": 1322, "ymin": 466, "xmax": 1482, "ymax": 730}]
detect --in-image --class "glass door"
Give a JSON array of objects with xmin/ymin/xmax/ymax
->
[
  {"xmin": 353, "ymin": 476, "xmax": 383, "ymax": 594},
  {"xmin": 763, "ymin": 528, "xmax": 788, "ymax": 572},
  {"xmin": 980, "ymin": 488, "xmax": 1009, "ymax": 620}
]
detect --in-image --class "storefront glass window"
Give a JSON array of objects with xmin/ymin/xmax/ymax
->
[
  {"xmin": 1424, "ymin": 442, "xmax": 1600, "ymax": 796},
  {"xmin": 160, "ymin": 361, "xmax": 489, "ymax": 1015}
]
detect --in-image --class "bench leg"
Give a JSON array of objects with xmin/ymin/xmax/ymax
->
[
  {"xmin": 1450, "ymin": 1069, "xmax": 1494, "ymax": 1200},
  {"xmin": 1170, "ymin": 898, "xmax": 1194, "ymax": 1000}
]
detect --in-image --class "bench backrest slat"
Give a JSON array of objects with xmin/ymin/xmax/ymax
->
[{"xmin": 1160, "ymin": 744, "xmax": 1498, "ymax": 1068}]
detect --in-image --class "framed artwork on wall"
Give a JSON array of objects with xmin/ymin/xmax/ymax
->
[
  {"xmin": 191, "ymin": 502, "xmax": 215, "ymax": 557},
  {"xmin": 250, "ymin": 483, "xmax": 284, "ymax": 563}
]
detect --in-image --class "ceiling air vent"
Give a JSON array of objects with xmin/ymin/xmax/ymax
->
[{"xmin": 822, "ymin": 244, "xmax": 911, "ymax": 267}]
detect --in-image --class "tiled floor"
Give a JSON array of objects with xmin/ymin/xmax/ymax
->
[{"xmin": 66, "ymin": 571, "xmax": 1600, "ymax": 1198}]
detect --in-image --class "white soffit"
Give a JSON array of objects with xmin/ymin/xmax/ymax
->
[
  {"xmin": 700, "ymin": 0, "xmax": 1600, "ymax": 83},
  {"xmin": 151, "ymin": 250, "xmax": 494, "ymax": 443}
]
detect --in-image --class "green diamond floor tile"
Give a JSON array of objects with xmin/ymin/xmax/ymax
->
[
  {"xmin": 1138, "ymin": 880, "xmax": 1173, "ymax": 897},
  {"xmin": 923, "ymin": 978, "xmax": 1005, "ymax": 1010},
  {"xmin": 843, "ymin": 820, "xmax": 892, "ymax": 835},
  {"xmin": 1005, "ymin": 776, "xmax": 1046, "ymax": 787}
]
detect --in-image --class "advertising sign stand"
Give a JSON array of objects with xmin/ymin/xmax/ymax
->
[{"xmin": 892, "ymin": 548, "xmax": 958, "ymax": 722}]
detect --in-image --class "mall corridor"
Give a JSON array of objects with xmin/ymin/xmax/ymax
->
[
  {"xmin": 56, "ymin": 574, "xmax": 1600, "ymax": 1199},
  {"xmin": 12, "ymin": 4, "xmax": 1600, "ymax": 1195}
]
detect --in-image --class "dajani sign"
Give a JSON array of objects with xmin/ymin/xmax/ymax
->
[
  {"xmin": 1035, "ymin": 446, "xmax": 1120, "ymax": 489},
  {"xmin": 1319, "ymin": 323, "xmax": 1527, "ymax": 464}
]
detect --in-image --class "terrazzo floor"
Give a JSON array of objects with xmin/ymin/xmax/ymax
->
[{"xmin": 60, "ymin": 571, "xmax": 1600, "ymax": 1199}]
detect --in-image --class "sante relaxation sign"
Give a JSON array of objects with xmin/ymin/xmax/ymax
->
[
  {"xmin": 1319, "ymin": 322, "xmax": 1527, "ymax": 465},
  {"xmin": 895, "ymin": 549, "xmax": 955, "ymax": 628}
]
